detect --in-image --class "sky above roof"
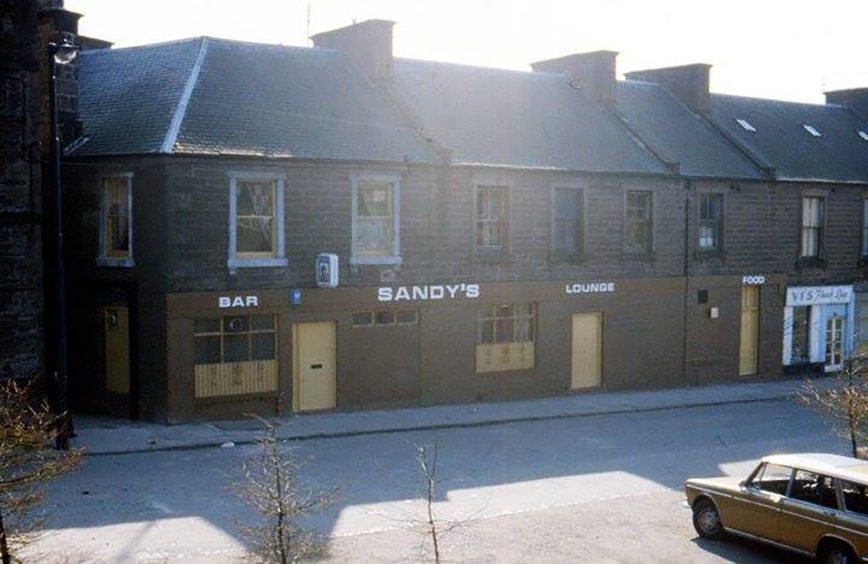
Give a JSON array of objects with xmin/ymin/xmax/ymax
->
[{"xmin": 66, "ymin": 0, "xmax": 867, "ymax": 105}]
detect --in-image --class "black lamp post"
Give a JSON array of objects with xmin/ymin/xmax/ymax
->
[{"xmin": 47, "ymin": 40, "xmax": 78, "ymax": 451}]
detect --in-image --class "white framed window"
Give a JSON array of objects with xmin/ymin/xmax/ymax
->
[
  {"xmin": 228, "ymin": 171, "xmax": 287, "ymax": 269},
  {"xmin": 350, "ymin": 174, "xmax": 401, "ymax": 265},
  {"xmin": 800, "ymin": 196, "xmax": 824, "ymax": 259},
  {"xmin": 97, "ymin": 173, "xmax": 134, "ymax": 267}
]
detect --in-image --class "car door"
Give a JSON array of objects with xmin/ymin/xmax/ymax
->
[
  {"xmin": 834, "ymin": 479, "xmax": 868, "ymax": 558},
  {"xmin": 778, "ymin": 469, "xmax": 837, "ymax": 553},
  {"xmin": 722, "ymin": 462, "xmax": 789, "ymax": 541}
]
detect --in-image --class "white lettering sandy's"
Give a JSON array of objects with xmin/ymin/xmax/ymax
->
[{"xmin": 377, "ymin": 284, "xmax": 480, "ymax": 302}]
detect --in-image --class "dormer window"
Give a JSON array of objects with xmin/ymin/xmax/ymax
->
[
  {"xmin": 858, "ymin": 130, "xmax": 868, "ymax": 142},
  {"xmin": 803, "ymin": 124, "xmax": 822, "ymax": 137},
  {"xmin": 736, "ymin": 118, "xmax": 756, "ymax": 132}
]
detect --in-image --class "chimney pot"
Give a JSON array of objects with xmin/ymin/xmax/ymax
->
[
  {"xmin": 825, "ymin": 88, "xmax": 868, "ymax": 120},
  {"xmin": 625, "ymin": 63, "xmax": 712, "ymax": 114},
  {"xmin": 311, "ymin": 19, "xmax": 395, "ymax": 82},
  {"xmin": 531, "ymin": 51, "xmax": 618, "ymax": 107}
]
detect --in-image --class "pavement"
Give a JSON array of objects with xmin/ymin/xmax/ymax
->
[{"xmin": 70, "ymin": 376, "xmax": 823, "ymax": 456}]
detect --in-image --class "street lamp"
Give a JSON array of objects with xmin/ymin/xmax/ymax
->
[{"xmin": 47, "ymin": 39, "xmax": 78, "ymax": 450}]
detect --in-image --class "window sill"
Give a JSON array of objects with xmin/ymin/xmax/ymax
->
[
  {"xmin": 472, "ymin": 250, "xmax": 511, "ymax": 263},
  {"xmin": 97, "ymin": 256, "xmax": 135, "ymax": 268},
  {"xmin": 694, "ymin": 249, "xmax": 726, "ymax": 261},
  {"xmin": 550, "ymin": 252, "xmax": 586, "ymax": 265},
  {"xmin": 621, "ymin": 251, "xmax": 655, "ymax": 262},
  {"xmin": 349, "ymin": 255, "xmax": 403, "ymax": 266},
  {"xmin": 227, "ymin": 257, "xmax": 288, "ymax": 269},
  {"xmin": 796, "ymin": 257, "xmax": 826, "ymax": 270}
]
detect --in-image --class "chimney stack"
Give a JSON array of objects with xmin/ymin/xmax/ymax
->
[
  {"xmin": 531, "ymin": 51, "xmax": 618, "ymax": 108},
  {"xmin": 311, "ymin": 19, "xmax": 395, "ymax": 82},
  {"xmin": 825, "ymin": 88, "xmax": 868, "ymax": 120},
  {"xmin": 625, "ymin": 64, "xmax": 711, "ymax": 114}
]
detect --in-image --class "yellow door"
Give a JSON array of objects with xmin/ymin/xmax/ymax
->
[
  {"xmin": 571, "ymin": 313, "xmax": 602, "ymax": 389},
  {"xmin": 293, "ymin": 321, "xmax": 337, "ymax": 411},
  {"xmin": 103, "ymin": 306, "xmax": 130, "ymax": 394},
  {"xmin": 739, "ymin": 286, "xmax": 760, "ymax": 376}
]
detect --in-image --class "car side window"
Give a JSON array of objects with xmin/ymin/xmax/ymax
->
[
  {"xmin": 751, "ymin": 463, "xmax": 792, "ymax": 495},
  {"xmin": 840, "ymin": 480, "xmax": 868, "ymax": 516},
  {"xmin": 789, "ymin": 469, "xmax": 838, "ymax": 509}
]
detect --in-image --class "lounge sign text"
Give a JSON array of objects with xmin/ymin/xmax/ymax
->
[
  {"xmin": 378, "ymin": 284, "xmax": 480, "ymax": 302},
  {"xmin": 565, "ymin": 281, "xmax": 615, "ymax": 295}
]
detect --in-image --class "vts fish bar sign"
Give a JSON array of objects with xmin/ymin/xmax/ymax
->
[{"xmin": 377, "ymin": 284, "xmax": 480, "ymax": 302}]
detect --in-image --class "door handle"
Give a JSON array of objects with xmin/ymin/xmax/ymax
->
[{"xmin": 310, "ymin": 363, "xmax": 323, "ymax": 369}]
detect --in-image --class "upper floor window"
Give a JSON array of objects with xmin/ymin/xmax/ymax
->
[
  {"xmin": 624, "ymin": 190, "xmax": 653, "ymax": 254},
  {"xmin": 862, "ymin": 199, "xmax": 868, "ymax": 258},
  {"xmin": 98, "ymin": 174, "xmax": 133, "ymax": 267},
  {"xmin": 552, "ymin": 187, "xmax": 584, "ymax": 257},
  {"xmin": 698, "ymin": 193, "xmax": 724, "ymax": 252},
  {"xmin": 476, "ymin": 186, "xmax": 509, "ymax": 252},
  {"xmin": 800, "ymin": 196, "xmax": 824, "ymax": 259},
  {"xmin": 228, "ymin": 172, "xmax": 287, "ymax": 269},
  {"xmin": 351, "ymin": 175, "xmax": 401, "ymax": 265}
]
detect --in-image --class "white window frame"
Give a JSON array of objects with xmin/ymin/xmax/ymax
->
[
  {"xmin": 350, "ymin": 173, "xmax": 402, "ymax": 266},
  {"xmin": 97, "ymin": 173, "xmax": 134, "ymax": 267},
  {"xmin": 227, "ymin": 171, "xmax": 287, "ymax": 269}
]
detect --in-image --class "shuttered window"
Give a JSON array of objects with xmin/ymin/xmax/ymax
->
[
  {"xmin": 193, "ymin": 314, "xmax": 278, "ymax": 398},
  {"xmin": 476, "ymin": 304, "xmax": 536, "ymax": 373}
]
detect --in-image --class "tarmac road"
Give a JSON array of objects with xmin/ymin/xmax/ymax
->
[{"xmin": 24, "ymin": 398, "xmax": 838, "ymax": 562}]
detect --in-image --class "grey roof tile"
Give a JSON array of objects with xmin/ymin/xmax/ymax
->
[
  {"xmin": 75, "ymin": 38, "xmax": 203, "ymax": 156},
  {"xmin": 390, "ymin": 58, "xmax": 667, "ymax": 174},
  {"xmin": 73, "ymin": 37, "xmax": 439, "ymax": 163},
  {"xmin": 615, "ymin": 80, "xmax": 763, "ymax": 179},
  {"xmin": 708, "ymin": 94, "xmax": 868, "ymax": 183}
]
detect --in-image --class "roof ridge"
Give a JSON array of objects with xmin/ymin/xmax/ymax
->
[
  {"xmin": 394, "ymin": 56, "xmax": 559, "ymax": 80},
  {"xmin": 161, "ymin": 37, "xmax": 209, "ymax": 154}
]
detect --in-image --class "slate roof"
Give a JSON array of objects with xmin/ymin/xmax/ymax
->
[
  {"xmin": 73, "ymin": 37, "xmax": 439, "ymax": 163},
  {"xmin": 75, "ymin": 38, "xmax": 203, "ymax": 155},
  {"xmin": 389, "ymin": 59, "xmax": 668, "ymax": 174},
  {"xmin": 615, "ymin": 80, "xmax": 763, "ymax": 179},
  {"xmin": 708, "ymin": 94, "xmax": 868, "ymax": 183}
]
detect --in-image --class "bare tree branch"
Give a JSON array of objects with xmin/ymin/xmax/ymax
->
[{"xmin": 0, "ymin": 379, "xmax": 82, "ymax": 564}]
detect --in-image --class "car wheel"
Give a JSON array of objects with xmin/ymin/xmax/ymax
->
[
  {"xmin": 821, "ymin": 543, "xmax": 856, "ymax": 564},
  {"xmin": 692, "ymin": 499, "xmax": 724, "ymax": 540}
]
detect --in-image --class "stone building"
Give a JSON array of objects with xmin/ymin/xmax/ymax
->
[{"xmin": 45, "ymin": 19, "xmax": 868, "ymax": 421}]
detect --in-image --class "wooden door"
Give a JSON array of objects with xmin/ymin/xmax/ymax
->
[
  {"xmin": 293, "ymin": 321, "xmax": 337, "ymax": 411},
  {"xmin": 739, "ymin": 286, "xmax": 760, "ymax": 376},
  {"xmin": 103, "ymin": 306, "xmax": 130, "ymax": 394},
  {"xmin": 571, "ymin": 313, "xmax": 602, "ymax": 389}
]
